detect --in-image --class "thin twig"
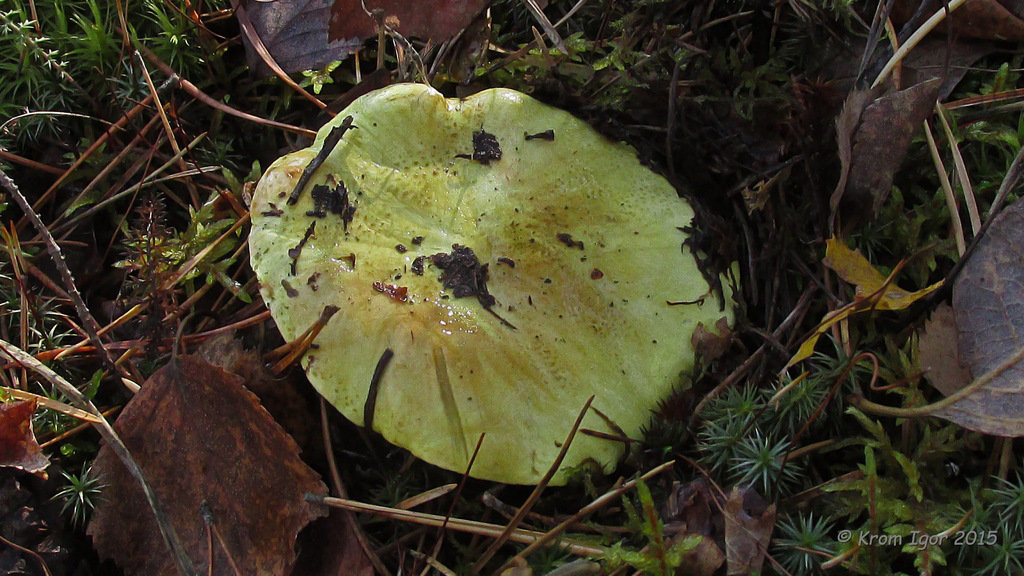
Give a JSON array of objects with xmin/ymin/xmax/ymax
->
[
  {"xmin": 493, "ymin": 460, "xmax": 676, "ymax": 575},
  {"xmin": 471, "ymin": 396, "xmax": 595, "ymax": 573},
  {"xmin": 1, "ymin": 169, "xmax": 122, "ymax": 378},
  {"xmin": 137, "ymin": 44, "xmax": 315, "ymax": 137},
  {"xmin": 314, "ymin": 496, "xmax": 604, "ymax": 557}
]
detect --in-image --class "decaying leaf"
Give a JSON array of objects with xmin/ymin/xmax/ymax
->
[
  {"xmin": 893, "ymin": 0, "xmax": 1024, "ymax": 41},
  {"xmin": 918, "ymin": 303, "xmax": 973, "ymax": 397},
  {"xmin": 898, "ymin": 39, "xmax": 994, "ymax": 100},
  {"xmin": 240, "ymin": 0, "xmax": 363, "ymax": 75},
  {"xmin": 241, "ymin": 0, "xmax": 491, "ymax": 75},
  {"xmin": 832, "ymin": 79, "xmax": 941, "ymax": 226},
  {"xmin": 198, "ymin": 333, "xmax": 321, "ymax": 455},
  {"xmin": 823, "ymin": 237, "xmax": 943, "ymax": 311},
  {"xmin": 330, "ymin": 0, "xmax": 490, "ymax": 44},
  {"xmin": 0, "ymin": 399, "xmax": 49, "ymax": 477},
  {"xmin": 935, "ymin": 200, "xmax": 1024, "ymax": 435},
  {"xmin": 291, "ymin": 510, "xmax": 374, "ymax": 576},
  {"xmin": 87, "ymin": 355, "xmax": 327, "ymax": 575},
  {"xmin": 723, "ymin": 486, "xmax": 775, "ymax": 576},
  {"xmin": 662, "ymin": 478, "xmax": 725, "ymax": 576}
]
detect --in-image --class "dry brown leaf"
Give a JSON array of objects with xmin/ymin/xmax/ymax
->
[
  {"xmin": 197, "ymin": 333, "xmax": 321, "ymax": 455},
  {"xmin": 330, "ymin": 0, "xmax": 490, "ymax": 44},
  {"xmin": 240, "ymin": 0, "xmax": 364, "ymax": 75},
  {"xmin": 0, "ymin": 399, "xmax": 49, "ymax": 477},
  {"xmin": 918, "ymin": 303, "xmax": 973, "ymax": 397},
  {"xmin": 87, "ymin": 355, "xmax": 327, "ymax": 575},
  {"xmin": 723, "ymin": 486, "xmax": 775, "ymax": 576},
  {"xmin": 831, "ymin": 79, "xmax": 941, "ymax": 227},
  {"xmin": 898, "ymin": 39, "xmax": 994, "ymax": 99},
  {"xmin": 290, "ymin": 510, "xmax": 374, "ymax": 576},
  {"xmin": 662, "ymin": 479, "xmax": 725, "ymax": 576},
  {"xmin": 937, "ymin": 199, "xmax": 1024, "ymax": 435},
  {"xmin": 893, "ymin": 0, "xmax": 1024, "ymax": 41}
]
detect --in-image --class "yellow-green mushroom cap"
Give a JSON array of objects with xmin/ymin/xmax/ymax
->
[{"xmin": 249, "ymin": 83, "xmax": 733, "ymax": 485}]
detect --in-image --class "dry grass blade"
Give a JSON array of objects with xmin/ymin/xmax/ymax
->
[
  {"xmin": 946, "ymin": 87, "xmax": 1024, "ymax": 109},
  {"xmin": 923, "ymin": 119, "xmax": 967, "ymax": 255},
  {"xmin": 396, "ymin": 484, "xmax": 458, "ymax": 511},
  {"xmin": 316, "ymin": 496, "xmax": 604, "ymax": 557},
  {"xmin": 471, "ymin": 395, "xmax": 595, "ymax": 573},
  {"xmin": 40, "ymin": 407, "xmax": 120, "ymax": 449},
  {"xmin": 58, "ymin": 112, "xmax": 163, "ymax": 223},
  {"xmin": 935, "ymin": 102, "xmax": 981, "ymax": 234},
  {"xmin": 134, "ymin": 51, "xmax": 201, "ymax": 207},
  {"xmin": 51, "ymin": 133, "xmax": 209, "ymax": 235},
  {"xmin": 137, "ymin": 44, "xmax": 316, "ymax": 138},
  {"xmin": 555, "ymin": 0, "xmax": 591, "ymax": 27},
  {"xmin": 17, "ymin": 90, "xmax": 158, "ymax": 225},
  {"xmin": 0, "ymin": 338, "xmax": 195, "ymax": 576},
  {"xmin": 0, "ymin": 169, "xmax": 122, "ymax": 378},
  {"xmin": 520, "ymin": 0, "xmax": 567, "ymax": 52},
  {"xmin": 872, "ymin": 0, "xmax": 968, "ymax": 89},
  {"xmin": 0, "ymin": 388, "xmax": 101, "ymax": 423},
  {"xmin": 409, "ymin": 550, "xmax": 458, "ymax": 576}
]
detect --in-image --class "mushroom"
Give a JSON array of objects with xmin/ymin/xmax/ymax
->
[{"xmin": 249, "ymin": 84, "xmax": 733, "ymax": 485}]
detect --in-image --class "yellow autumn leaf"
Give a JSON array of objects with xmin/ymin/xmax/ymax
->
[
  {"xmin": 783, "ymin": 238, "xmax": 944, "ymax": 372},
  {"xmin": 823, "ymin": 237, "xmax": 942, "ymax": 310}
]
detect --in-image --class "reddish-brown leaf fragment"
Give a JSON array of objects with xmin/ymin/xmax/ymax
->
[
  {"xmin": 87, "ymin": 355, "xmax": 327, "ymax": 576},
  {"xmin": 0, "ymin": 400, "xmax": 49, "ymax": 477},
  {"xmin": 938, "ymin": 200, "xmax": 1024, "ymax": 436},
  {"xmin": 691, "ymin": 317, "xmax": 734, "ymax": 364}
]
